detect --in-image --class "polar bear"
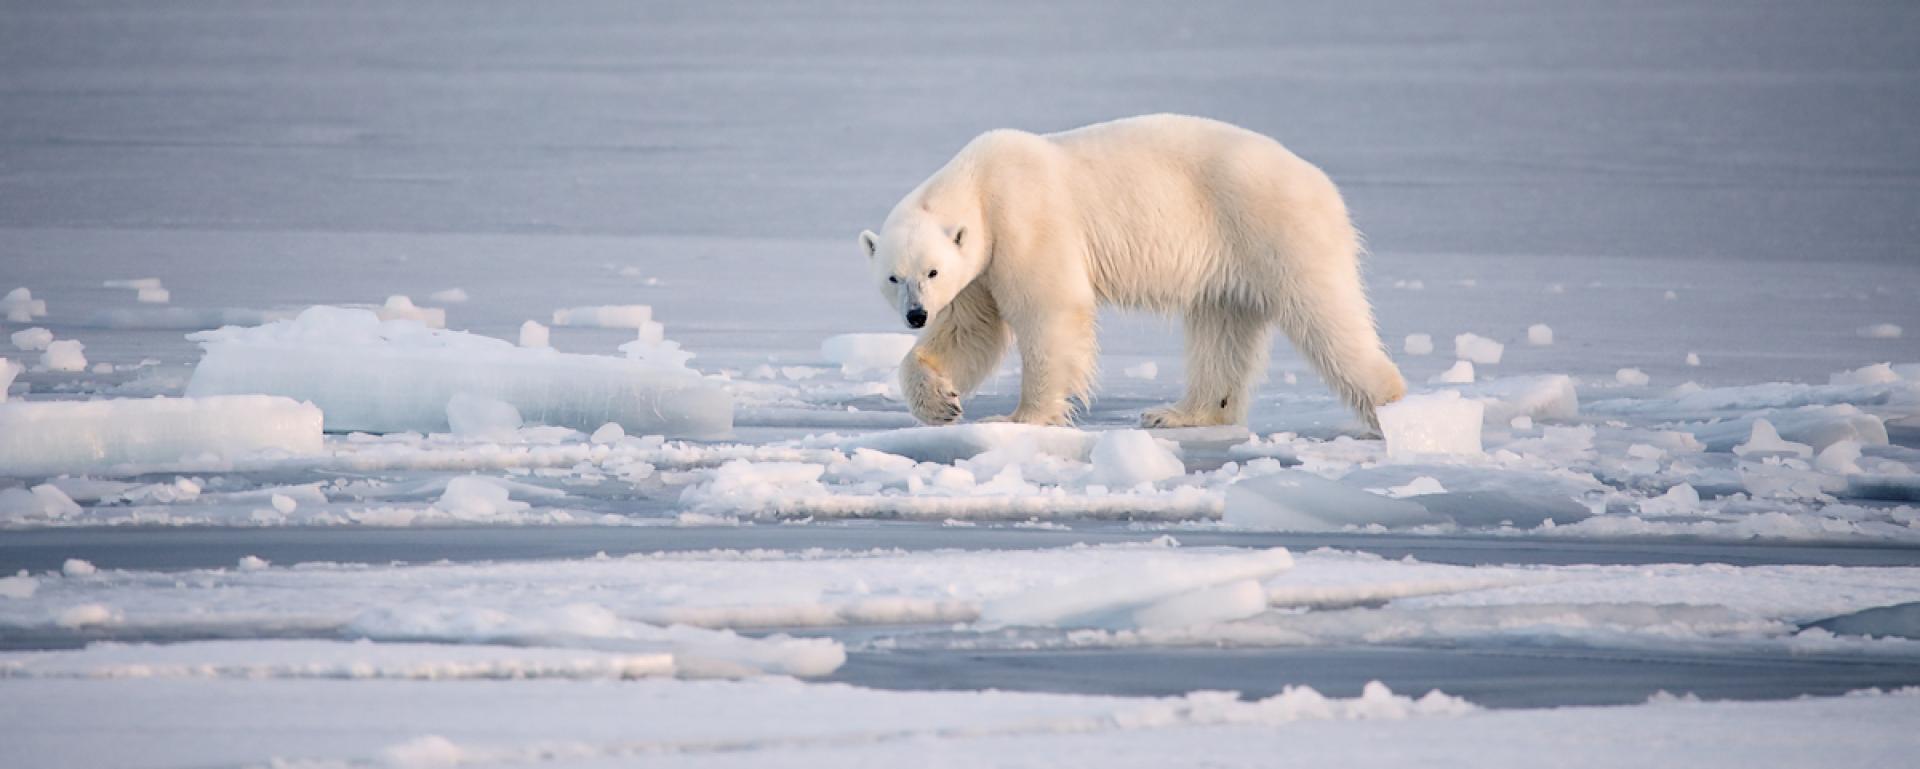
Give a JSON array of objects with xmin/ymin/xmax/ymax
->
[{"xmin": 859, "ymin": 114, "xmax": 1405, "ymax": 430}]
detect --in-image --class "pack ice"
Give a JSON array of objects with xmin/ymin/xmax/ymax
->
[
  {"xmin": 185, "ymin": 306, "xmax": 732, "ymax": 438},
  {"xmin": 0, "ymin": 396, "xmax": 322, "ymax": 477}
]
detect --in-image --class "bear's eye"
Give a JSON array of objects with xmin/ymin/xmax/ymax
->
[
  {"xmin": 888, "ymin": 276, "xmax": 898, "ymax": 283},
  {"xmin": 927, "ymin": 270, "xmax": 938, "ymax": 278}
]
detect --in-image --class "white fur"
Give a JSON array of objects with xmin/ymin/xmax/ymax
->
[{"xmin": 861, "ymin": 114, "xmax": 1405, "ymax": 430}]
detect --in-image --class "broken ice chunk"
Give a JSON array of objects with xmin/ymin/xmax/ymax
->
[
  {"xmin": 40, "ymin": 340, "xmax": 86, "ymax": 372},
  {"xmin": 1378, "ymin": 390, "xmax": 1484, "ymax": 459},
  {"xmin": 1453, "ymin": 333, "xmax": 1504, "ymax": 364},
  {"xmin": 1732, "ymin": 418, "xmax": 1813, "ymax": 459},
  {"xmin": 820, "ymin": 333, "xmax": 917, "ymax": 377}
]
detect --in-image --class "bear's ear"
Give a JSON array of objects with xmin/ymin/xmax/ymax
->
[
  {"xmin": 859, "ymin": 230, "xmax": 879, "ymax": 259},
  {"xmin": 950, "ymin": 226, "xmax": 966, "ymax": 248}
]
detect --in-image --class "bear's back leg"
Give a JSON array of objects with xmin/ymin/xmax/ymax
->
[{"xmin": 1142, "ymin": 301, "xmax": 1270, "ymax": 428}]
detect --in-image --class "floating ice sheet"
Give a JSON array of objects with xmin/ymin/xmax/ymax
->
[
  {"xmin": 0, "ymin": 395, "xmax": 322, "ymax": 477},
  {"xmin": 185, "ymin": 306, "xmax": 731, "ymax": 438}
]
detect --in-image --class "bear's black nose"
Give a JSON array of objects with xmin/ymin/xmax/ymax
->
[{"xmin": 906, "ymin": 308, "xmax": 927, "ymax": 329}]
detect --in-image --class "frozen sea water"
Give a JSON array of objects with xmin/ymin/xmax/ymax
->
[{"xmin": 2, "ymin": 0, "xmax": 1919, "ymax": 765}]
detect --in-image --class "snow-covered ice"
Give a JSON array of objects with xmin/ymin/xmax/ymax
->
[
  {"xmin": 0, "ymin": 396, "xmax": 322, "ymax": 478},
  {"xmin": 185, "ymin": 306, "xmax": 731, "ymax": 438}
]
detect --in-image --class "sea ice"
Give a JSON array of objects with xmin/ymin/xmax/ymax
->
[
  {"xmin": 1460, "ymin": 374, "xmax": 1579, "ymax": 425},
  {"xmin": 1694, "ymin": 405, "xmax": 1886, "ymax": 454},
  {"xmin": 1124, "ymin": 361, "xmax": 1159, "ymax": 380},
  {"xmin": 374, "ymin": 295, "xmax": 445, "ymax": 328},
  {"xmin": 1526, "ymin": 324, "xmax": 1553, "ymax": 346},
  {"xmin": 1088, "ymin": 430, "xmax": 1185, "ymax": 488},
  {"xmin": 40, "ymin": 339, "xmax": 86, "ymax": 372},
  {"xmin": 1378, "ymin": 390, "xmax": 1484, "ymax": 459},
  {"xmin": 1856, "ymin": 323, "xmax": 1903, "ymax": 339},
  {"xmin": 1814, "ymin": 440, "xmax": 1863, "ymax": 475},
  {"xmin": 103, "ymin": 278, "xmax": 163, "ymax": 291},
  {"xmin": 517, "ymin": 320, "xmax": 549, "ymax": 348},
  {"xmin": 1453, "ymin": 333, "xmax": 1504, "ymax": 364},
  {"xmin": 445, "ymin": 393, "xmax": 524, "ymax": 438},
  {"xmin": 432, "ymin": 476, "xmax": 531, "ymax": 521},
  {"xmin": 10, "ymin": 327, "xmax": 52, "ymax": 351},
  {"xmin": 2, "ymin": 287, "xmax": 47, "ymax": 323},
  {"xmin": 0, "ymin": 396, "xmax": 323, "ymax": 477},
  {"xmin": 137, "ymin": 286, "xmax": 170, "ymax": 304},
  {"xmin": 1829, "ymin": 363, "xmax": 1901, "ymax": 386},
  {"xmin": 837, "ymin": 423, "xmax": 1096, "ymax": 464},
  {"xmin": 1685, "ymin": 352, "xmax": 1701, "ymax": 366},
  {"xmin": 82, "ymin": 307, "xmax": 295, "ymax": 330},
  {"xmin": 1615, "ymin": 367, "xmax": 1650, "ymax": 386},
  {"xmin": 978, "ymin": 547, "xmax": 1293, "ymax": 628},
  {"xmin": 428, "ymin": 287, "xmax": 469, "ymax": 303},
  {"xmin": 820, "ymin": 333, "xmax": 917, "ymax": 376},
  {"xmin": 1225, "ymin": 471, "xmax": 1440, "ymax": 531},
  {"xmin": 185, "ymin": 306, "xmax": 732, "ymax": 438},
  {"xmin": 0, "ymin": 358, "xmax": 18, "ymax": 402},
  {"xmin": 1428, "ymin": 360, "xmax": 1474, "ymax": 384},
  {"xmin": 551, "ymin": 305, "xmax": 652, "ymax": 328},
  {"xmin": 1732, "ymin": 419, "xmax": 1813, "ymax": 459},
  {"xmin": 61, "ymin": 559, "xmax": 96, "ymax": 577},
  {"xmin": 1806, "ymin": 601, "xmax": 1920, "ymax": 640},
  {"xmin": 1403, "ymin": 333, "xmax": 1434, "ymax": 356}
]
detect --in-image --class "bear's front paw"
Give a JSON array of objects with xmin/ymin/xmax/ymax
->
[{"xmin": 902, "ymin": 356, "xmax": 962, "ymax": 425}]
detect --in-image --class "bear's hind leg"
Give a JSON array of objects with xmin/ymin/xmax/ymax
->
[
  {"xmin": 1272, "ymin": 260, "xmax": 1406, "ymax": 433},
  {"xmin": 1143, "ymin": 304, "xmax": 1270, "ymax": 428}
]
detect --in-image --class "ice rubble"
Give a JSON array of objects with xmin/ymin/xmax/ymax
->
[
  {"xmin": 0, "ymin": 396, "xmax": 322, "ymax": 477},
  {"xmin": 1088, "ymin": 430, "xmax": 1186, "ymax": 487},
  {"xmin": 820, "ymin": 332, "xmax": 917, "ymax": 376},
  {"xmin": 40, "ymin": 339, "xmax": 86, "ymax": 372},
  {"xmin": 2, "ymin": 287, "xmax": 47, "ymax": 322},
  {"xmin": 1403, "ymin": 333, "xmax": 1434, "ymax": 355},
  {"xmin": 185, "ymin": 306, "xmax": 732, "ymax": 438},
  {"xmin": 10, "ymin": 327, "xmax": 52, "ymax": 351},
  {"xmin": 1526, "ymin": 323, "xmax": 1553, "ymax": 345}
]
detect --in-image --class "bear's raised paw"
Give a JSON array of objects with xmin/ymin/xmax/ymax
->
[{"xmin": 901, "ymin": 355, "xmax": 962, "ymax": 425}]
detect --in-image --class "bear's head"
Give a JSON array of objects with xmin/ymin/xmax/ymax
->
[{"xmin": 859, "ymin": 213, "xmax": 980, "ymax": 331}]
